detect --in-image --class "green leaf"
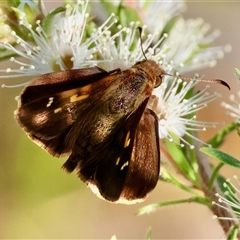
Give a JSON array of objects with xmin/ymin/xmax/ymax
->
[
  {"xmin": 99, "ymin": 1, "xmax": 119, "ymax": 16},
  {"xmin": 165, "ymin": 140, "xmax": 198, "ymax": 184},
  {"xmin": 118, "ymin": 4, "xmax": 141, "ymax": 27},
  {"xmin": 160, "ymin": 16, "xmax": 179, "ymax": 38},
  {"xmin": 137, "ymin": 196, "xmax": 211, "ymax": 215},
  {"xmin": 201, "ymin": 147, "xmax": 240, "ymax": 168},
  {"xmin": 227, "ymin": 225, "xmax": 239, "ymax": 240},
  {"xmin": 235, "ymin": 68, "xmax": 240, "ymax": 80},
  {"xmin": 216, "ymin": 174, "xmax": 228, "ymax": 193},
  {"xmin": 11, "ymin": 6, "xmax": 24, "ymax": 19},
  {"xmin": 42, "ymin": 6, "xmax": 66, "ymax": 34},
  {"xmin": 0, "ymin": 53, "xmax": 18, "ymax": 62},
  {"xmin": 145, "ymin": 227, "xmax": 152, "ymax": 240},
  {"xmin": 161, "ymin": 168, "xmax": 200, "ymax": 196},
  {"xmin": 24, "ymin": 2, "xmax": 36, "ymax": 25},
  {"xmin": 207, "ymin": 122, "xmax": 238, "ymax": 148},
  {"xmin": 0, "ymin": 0, "xmax": 18, "ymax": 8},
  {"xmin": 13, "ymin": 0, "xmax": 22, "ymax": 7},
  {"xmin": 208, "ymin": 162, "xmax": 224, "ymax": 189}
]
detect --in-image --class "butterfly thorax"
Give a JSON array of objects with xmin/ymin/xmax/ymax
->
[{"xmin": 85, "ymin": 61, "xmax": 163, "ymax": 145}]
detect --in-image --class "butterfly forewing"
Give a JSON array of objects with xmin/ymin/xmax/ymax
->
[
  {"xmin": 15, "ymin": 70, "xmax": 118, "ymax": 156},
  {"xmin": 19, "ymin": 67, "xmax": 109, "ymax": 105}
]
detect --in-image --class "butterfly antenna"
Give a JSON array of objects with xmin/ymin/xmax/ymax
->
[
  {"xmin": 163, "ymin": 73, "xmax": 230, "ymax": 90},
  {"xmin": 137, "ymin": 26, "xmax": 230, "ymax": 91},
  {"xmin": 137, "ymin": 27, "xmax": 147, "ymax": 60}
]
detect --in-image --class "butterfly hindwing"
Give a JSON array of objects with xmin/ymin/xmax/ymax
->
[
  {"xmin": 120, "ymin": 108, "xmax": 160, "ymax": 201},
  {"xmin": 62, "ymin": 99, "xmax": 160, "ymax": 202}
]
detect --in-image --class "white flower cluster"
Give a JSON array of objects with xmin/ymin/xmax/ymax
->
[
  {"xmin": 213, "ymin": 176, "xmax": 240, "ymax": 222},
  {"xmin": 222, "ymin": 92, "xmax": 240, "ymax": 120},
  {"xmin": 0, "ymin": 0, "xmax": 229, "ymax": 146}
]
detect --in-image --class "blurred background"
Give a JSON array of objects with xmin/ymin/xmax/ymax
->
[{"xmin": 0, "ymin": 1, "xmax": 240, "ymax": 239}]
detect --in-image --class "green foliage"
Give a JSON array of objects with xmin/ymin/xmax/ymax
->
[
  {"xmin": 208, "ymin": 162, "xmax": 224, "ymax": 189},
  {"xmin": 201, "ymin": 147, "xmax": 240, "ymax": 168},
  {"xmin": 164, "ymin": 141, "xmax": 199, "ymax": 185},
  {"xmin": 235, "ymin": 68, "xmax": 240, "ymax": 80},
  {"xmin": 0, "ymin": 0, "xmax": 240, "ymax": 238},
  {"xmin": 145, "ymin": 227, "xmax": 152, "ymax": 240},
  {"xmin": 227, "ymin": 225, "xmax": 239, "ymax": 240},
  {"xmin": 1, "ymin": 0, "xmax": 44, "ymax": 43},
  {"xmin": 137, "ymin": 196, "xmax": 211, "ymax": 215},
  {"xmin": 161, "ymin": 168, "xmax": 200, "ymax": 195},
  {"xmin": 117, "ymin": 4, "xmax": 141, "ymax": 27},
  {"xmin": 159, "ymin": 16, "xmax": 179, "ymax": 40},
  {"xmin": 207, "ymin": 122, "xmax": 238, "ymax": 148},
  {"xmin": 42, "ymin": 6, "xmax": 66, "ymax": 34}
]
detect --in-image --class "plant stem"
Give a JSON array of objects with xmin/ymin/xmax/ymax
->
[{"xmin": 194, "ymin": 141, "xmax": 239, "ymax": 237}]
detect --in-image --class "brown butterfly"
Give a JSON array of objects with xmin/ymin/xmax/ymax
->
[
  {"xmin": 14, "ymin": 48, "xmax": 230, "ymax": 203},
  {"xmin": 14, "ymin": 60, "xmax": 167, "ymax": 203}
]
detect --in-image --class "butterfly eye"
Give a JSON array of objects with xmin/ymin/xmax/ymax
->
[{"xmin": 154, "ymin": 75, "xmax": 163, "ymax": 88}]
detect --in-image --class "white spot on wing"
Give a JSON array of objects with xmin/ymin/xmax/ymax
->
[
  {"xmin": 115, "ymin": 157, "xmax": 120, "ymax": 165},
  {"xmin": 46, "ymin": 97, "xmax": 54, "ymax": 107},
  {"xmin": 54, "ymin": 107, "xmax": 62, "ymax": 113},
  {"xmin": 120, "ymin": 161, "xmax": 129, "ymax": 170},
  {"xmin": 124, "ymin": 131, "xmax": 131, "ymax": 148},
  {"xmin": 70, "ymin": 94, "xmax": 89, "ymax": 103}
]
